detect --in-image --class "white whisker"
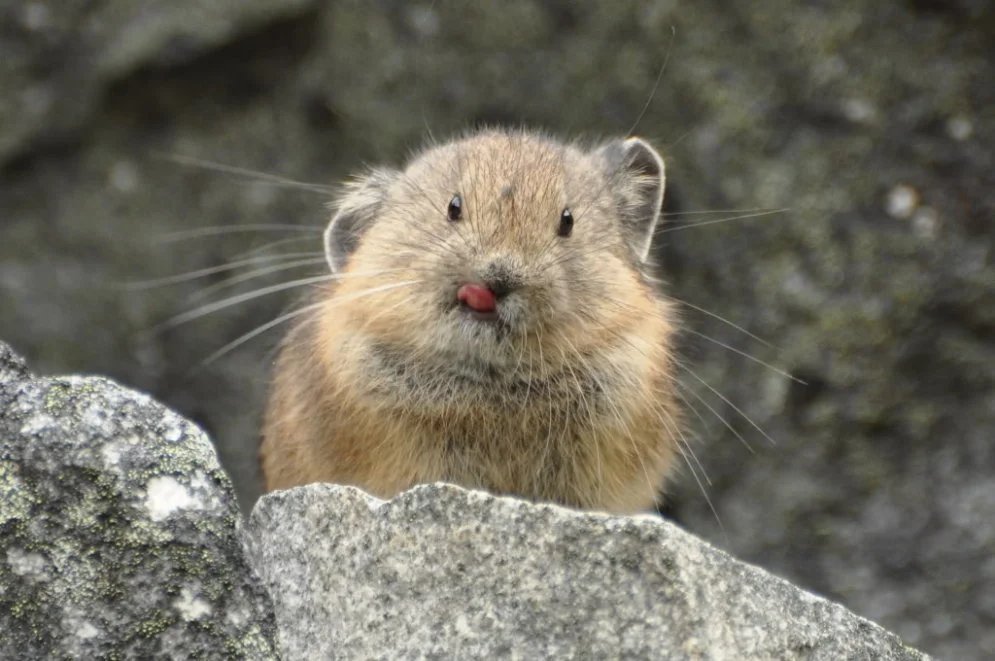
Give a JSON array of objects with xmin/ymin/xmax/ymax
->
[
  {"xmin": 157, "ymin": 274, "xmax": 335, "ymax": 330},
  {"xmin": 672, "ymin": 377, "xmax": 755, "ymax": 454},
  {"xmin": 657, "ymin": 208, "xmax": 789, "ymax": 233},
  {"xmin": 199, "ymin": 302, "xmax": 325, "ymax": 367},
  {"xmin": 684, "ymin": 329, "xmax": 805, "ymax": 384},
  {"xmin": 676, "ymin": 359, "xmax": 776, "ymax": 447},
  {"xmin": 669, "ymin": 296, "xmax": 776, "ymax": 348},
  {"xmin": 157, "ymin": 153, "xmax": 336, "ymax": 194},
  {"xmin": 229, "ymin": 235, "xmax": 320, "ymax": 260},
  {"xmin": 662, "ymin": 207, "xmax": 777, "ymax": 217},
  {"xmin": 188, "ymin": 258, "xmax": 328, "ymax": 301},
  {"xmin": 124, "ymin": 252, "xmax": 324, "ymax": 289},
  {"xmin": 154, "ymin": 224, "xmax": 322, "ymax": 243}
]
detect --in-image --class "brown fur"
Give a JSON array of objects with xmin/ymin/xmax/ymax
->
[{"xmin": 260, "ymin": 129, "xmax": 680, "ymax": 513}]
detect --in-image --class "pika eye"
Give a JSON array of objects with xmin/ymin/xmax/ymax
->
[
  {"xmin": 558, "ymin": 208, "xmax": 574, "ymax": 237},
  {"xmin": 447, "ymin": 194, "xmax": 463, "ymax": 222}
]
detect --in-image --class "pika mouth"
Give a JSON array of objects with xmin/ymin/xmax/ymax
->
[
  {"xmin": 458, "ymin": 302, "xmax": 500, "ymax": 323},
  {"xmin": 454, "ymin": 309, "xmax": 513, "ymax": 345},
  {"xmin": 449, "ymin": 282, "xmax": 515, "ymax": 332}
]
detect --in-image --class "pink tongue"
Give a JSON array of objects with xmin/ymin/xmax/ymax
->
[{"xmin": 457, "ymin": 283, "xmax": 497, "ymax": 313}]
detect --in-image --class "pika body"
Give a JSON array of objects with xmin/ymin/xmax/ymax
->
[{"xmin": 260, "ymin": 129, "xmax": 680, "ymax": 513}]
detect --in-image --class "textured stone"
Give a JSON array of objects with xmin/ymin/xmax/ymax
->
[
  {"xmin": 0, "ymin": 0, "xmax": 318, "ymax": 163},
  {"xmin": 246, "ymin": 482, "xmax": 926, "ymax": 660},
  {"xmin": 0, "ymin": 342, "xmax": 30, "ymax": 384},
  {"xmin": 0, "ymin": 342, "xmax": 277, "ymax": 658}
]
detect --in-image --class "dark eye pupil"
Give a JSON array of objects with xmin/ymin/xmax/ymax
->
[
  {"xmin": 558, "ymin": 208, "xmax": 573, "ymax": 237},
  {"xmin": 447, "ymin": 194, "xmax": 463, "ymax": 221}
]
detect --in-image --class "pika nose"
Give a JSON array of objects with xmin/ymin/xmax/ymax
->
[
  {"xmin": 479, "ymin": 263, "xmax": 519, "ymax": 299},
  {"xmin": 485, "ymin": 276, "xmax": 516, "ymax": 299},
  {"xmin": 457, "ymin": 262, "xmax": 521, "ymax": 316}
]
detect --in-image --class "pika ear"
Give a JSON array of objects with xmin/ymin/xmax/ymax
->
[
  {"xmin": 324, "ymin": 168, "xmax": 397, "ymax": 272},
  {"xmin": 596, "ymin": 137, "xmax": 666, "ymax": 262}
]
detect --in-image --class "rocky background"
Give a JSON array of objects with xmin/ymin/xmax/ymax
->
[{"xmin": 0, "ymin": 1, "xmax": 991, "ymax": 658}]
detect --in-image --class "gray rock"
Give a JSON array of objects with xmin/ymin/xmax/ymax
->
[
  {"xmin": 0, "ymin": 339, "xmax": 935, "ymax": 657},
  {"xmin": 0, "ymin": 0, "xmax": 319, "ymax": 163},
  {"xmin": 246, "ymin": 482, "xmax": 926, "ymax": 660},
  {"xmin": 0, "ymin": 342, "xmax": 277, "ymax": 659},
  {"xmin": 0, "ymin": 341, "xmax": 30, "ymax": 384}
]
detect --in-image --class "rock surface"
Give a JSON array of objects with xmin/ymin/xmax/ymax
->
[
  {"xmin": 0, "ymin": 342, "xmax": 277, "ymax": 658},
  {"xmin": 1, "ymin": 2, "xmax": 992, "ymax": 657},
  {"xmin": 246, "ymin": 482, "xmax": 925, "ymax": 660},
  {"xmin": 0, "ymin": 341, "xmax": 930, "ymax": 658}
]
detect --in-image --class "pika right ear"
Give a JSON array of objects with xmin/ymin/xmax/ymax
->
[
  {"xmin": 324, "ymin": 168, "xmax": 397, "ymax": 272},
  {"xmin": 595, "ymin": 137, "xmax": 666, "ymax": 262}
]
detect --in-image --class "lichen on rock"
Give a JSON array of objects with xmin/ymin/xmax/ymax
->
[{"xmin": 0, "ymin": 341, "xmax": 277, "ymax": 659}]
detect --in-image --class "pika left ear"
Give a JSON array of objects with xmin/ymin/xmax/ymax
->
[
  {"xmin": 324, "ymin": 168, "xmax": 397, "ymax": 272},
  {"xmin": 596, "ymin": 137, "xmax": 666, "ymax": 262}
]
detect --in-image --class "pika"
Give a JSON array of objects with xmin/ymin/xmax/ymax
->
[{"xmin": 260, "ymin": 129, "xmax": 679, "ymax": 513}]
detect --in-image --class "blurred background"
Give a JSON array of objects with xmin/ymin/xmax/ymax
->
[{"xmin": 1, "ymin": 0, "xmax": 991, "ymax": 657}]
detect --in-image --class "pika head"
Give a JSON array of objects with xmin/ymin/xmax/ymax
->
[{"xmin": 321, "ymin": 129, "xmax": 667, "ymax": 382}]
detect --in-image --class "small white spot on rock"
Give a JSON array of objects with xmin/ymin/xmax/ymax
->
[
  {"xmin": 454, "ymin": 613, "xmax": 474, "ymax": 636},
  {"xmin": 226, "ymin": 606, "xmax": 248, "ymax": 628},
  {"xmin": 145, "ymin": 476, "xmax": 203, "ymax": 521},
  {"xmin": 885, "ymin": 184, "xmax": 919, "ymax": 219},
  {"xmin": 843, "ymin": 98, "xmax": 876, "ymax": 123},
  {"xmin": 7, "ymin": 548, "xmax": 50, "ymax": 581},
  {"xmin": 101, "ymin": 442, "xmax": 122, "ymax": 467},
  {"xmin": 163, "ymin": 422, "xmax": 184, "ymax": 443},
  {"xmin": 82, "ymin": 403, "xmax": 115, "ymax": 436},
  {"xmin": 912, "ymin": 207, "xmax": 939, "ymax": 240},
  {"xmin": 407, "ymin": 6, "xmax": 440, "ymax": 37},
  {"xmin": 19, "ymin": 413, "xmax": 56, "ymax": 435},
  {"xmin": 174, "ymin": 586, "xmax": 212, "ymax": 621},
  {"xmin": 188, "ymin": 470, "xmax": 216, "ymax": 498},
  {"xmin": 109, "ymin": 160, "xmax": 139, "ymax": 193},
  {"xmin": 946, "ymin": 115, "xmax": 973, "ymax": 141},
  {"xmin": 795, "ymin": 588, "xmax": 824, "ymax": 605},
  {"xmin": 76, "ymin": 621, "xmax": 100, "ymax": 639},
  {"xmin": 22, "ymin": 3, "xmax": 50, "ymax": 30}
]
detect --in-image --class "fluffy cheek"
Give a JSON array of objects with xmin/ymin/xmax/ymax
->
[
  {"xmin": 555, "ymin": 259, "xmax": 637, "ymax": 344},
  {"xmin": 338, "ymin": 282, "xmax": 438, "ymax": 347}
]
